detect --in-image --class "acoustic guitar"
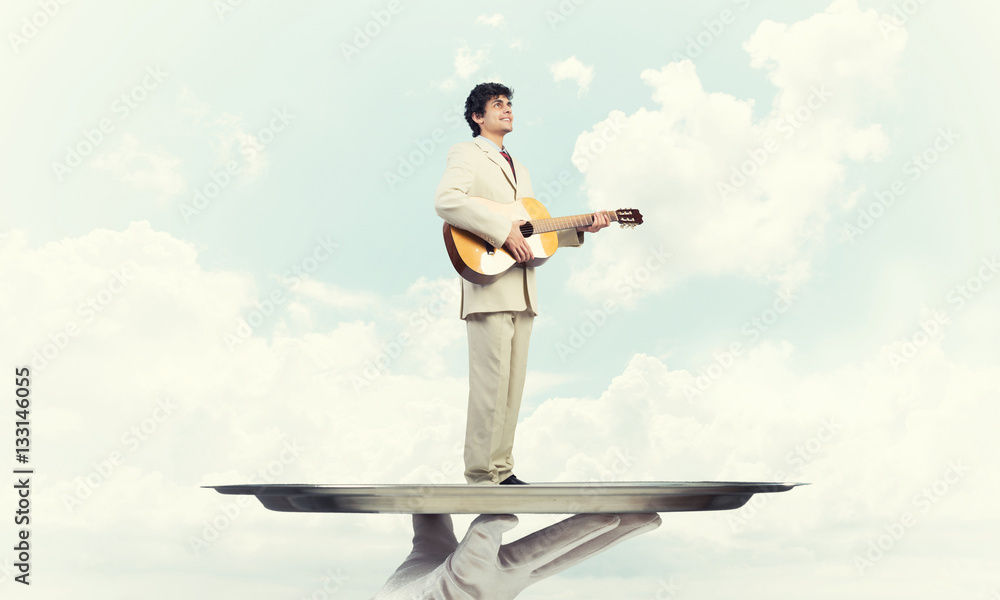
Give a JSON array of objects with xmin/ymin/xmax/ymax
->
[{"xmin": 443, "ymin": 196, "xmax": 643, "ymax": 284}]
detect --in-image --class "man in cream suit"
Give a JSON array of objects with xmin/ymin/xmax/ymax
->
[{"xmin": 435, "ymin": 83, "xmax": 609, "ymax": 485}]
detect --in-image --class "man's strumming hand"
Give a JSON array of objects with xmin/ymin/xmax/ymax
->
[{"xmin": 504, "ymin": 220, "xmax": 534, "ymax": 263}]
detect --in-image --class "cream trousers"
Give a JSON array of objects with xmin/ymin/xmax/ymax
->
[{"xmin": 463, "ymin": 310, "xmax": 534, "ymax": 484}]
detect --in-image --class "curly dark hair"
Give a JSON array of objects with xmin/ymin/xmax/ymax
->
[{"xmin": 464, "ymin": 82, "xmax": 514, "ymax": 137}]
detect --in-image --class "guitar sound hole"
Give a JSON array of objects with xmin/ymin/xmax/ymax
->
[{"xmin": 520, "ymin": 222, "xmax": 534, "ymax": 238}]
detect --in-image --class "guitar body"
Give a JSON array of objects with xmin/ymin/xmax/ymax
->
[
  {"xmin": 443, "ymin": 200, "xmax": 642, "ymax": 284},
  {"xmin": 443, "ymin": 197, "xmax": 560, "ymax": 285}
]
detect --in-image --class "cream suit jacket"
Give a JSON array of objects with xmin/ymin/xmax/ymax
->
[{"xmin": 435, "ymin": 137, "xmax": 582, "ymax": 319}]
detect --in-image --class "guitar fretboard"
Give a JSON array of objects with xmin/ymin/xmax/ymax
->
[{"xmin": 525, "ymin": 211, "xmax": 617, "ymax": 235}]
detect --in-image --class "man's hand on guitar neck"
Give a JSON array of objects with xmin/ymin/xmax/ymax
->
[
  {"xmin": 504, "ymin": 220, "xmax": 534, "ymax": 263},
  {"xmin": 577, "ymin": 211, "xmax": 611, "ymax": 234}
]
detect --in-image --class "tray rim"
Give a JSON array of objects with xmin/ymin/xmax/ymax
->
[
  {"xmin": 208, "ymin": 481, "xmax": 805, "ymax": 494},
  {"xmin": 204, "ymin": 481, "xmax": 806, "ymax": 514}
]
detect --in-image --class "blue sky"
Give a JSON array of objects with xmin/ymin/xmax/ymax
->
[{"xmin": 2, "ymin": 0, "xmax": 999, "ymax": 598}]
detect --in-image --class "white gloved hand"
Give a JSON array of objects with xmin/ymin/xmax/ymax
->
[{"xmin": 374, "ymin": 512, "xmax": 661, "ymax": 600}]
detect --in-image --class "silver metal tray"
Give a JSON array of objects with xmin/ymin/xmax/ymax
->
[{"xmin": 208, "ymin": 482, "xmax": 804, "ymax": 514}]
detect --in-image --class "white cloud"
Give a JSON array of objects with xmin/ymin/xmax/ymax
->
[
  {"xmin": 550, "ymin": 55, "xmax": 594, "ymax": 96},
  {"xmin": 292, "ymin": 277, "xmax": 380, "ymax": 310},
  {"xmin": 517, "ymin": 339, "xmax": 999, "ymax": 588},
  {"xmin": 745, "ymin": 0, "xmax": 907, "ymax": 109},
  {"xmin": 0, "ymin": 223, "xmax": 472, "ymax": 490},
  {"xmin": 0, "ymin": 221, "xmax": 473, "ymax": 595},
  {"xmin": 6, "ymin": 0, "xmax": 997, "ymax": 597},
  {"xmin": 476, "ymin": 13, "xmax": 505, "ymax": 27},
  {"xmin": 567, "ymin": 0, "xmax": 904, "ymax": 304},
  {"xmin": 455, "ymin": 44, "xmax": 489, "ymax": 79},
  {"xmin": 91, "ymin": 133, "xmax": 185, "ymax": 202},
  {"xmin": 3, "ymin": 217, "xmax": 996, "ymax": 597},
  {"xmin": 438, "ymin": 44, "xmax": 491, "ymax": 91},
  {"xmin": 175, "ymin": 86, "xmax": 270, "ymax": 179}
]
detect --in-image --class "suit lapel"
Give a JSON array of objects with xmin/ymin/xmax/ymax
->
[{"xmin": 474, "ymin": 137, "xmax": 517, "ymax": 192}]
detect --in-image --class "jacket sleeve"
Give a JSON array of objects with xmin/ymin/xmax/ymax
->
[
  {"xmin": 435, "ymin": 143, "xmax": 512, "ymax": 249},
  {"xmin": 557, "ymin": 229, "xmax": 584, "ymax": 247}
]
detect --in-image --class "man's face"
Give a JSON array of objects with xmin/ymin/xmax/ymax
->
[{"xmin": 474, "ymin": 95, "xmax": 513, "ymax": 138}]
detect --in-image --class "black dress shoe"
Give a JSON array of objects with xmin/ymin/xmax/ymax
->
[{"xmin": 499, "ymin": 474, "xmax": 528, "ymax": 485}]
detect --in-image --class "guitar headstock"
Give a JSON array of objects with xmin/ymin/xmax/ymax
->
[{"xmin": 614, "ymin": 208, "xmax": 643, "ymax": 228}]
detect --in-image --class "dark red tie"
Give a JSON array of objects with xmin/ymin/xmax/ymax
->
[{"xmin": 500, "ymin": 149, "xmax": 516, "ymax": 182}]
